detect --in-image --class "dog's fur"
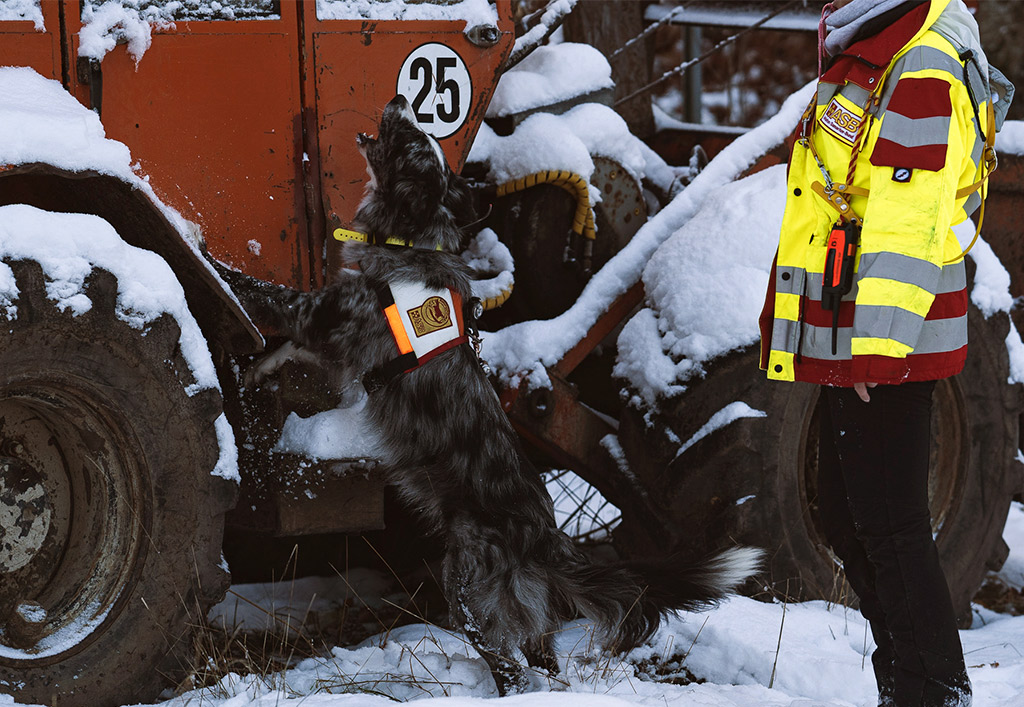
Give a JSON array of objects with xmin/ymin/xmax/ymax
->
[{"xmin": 219, "ymin": 95, "xmax": 762, "ymax": 695}]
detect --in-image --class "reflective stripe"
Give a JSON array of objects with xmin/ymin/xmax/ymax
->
[
  {"xmin": 775, "ymin": 265, "xmax": 806, "ymax": 296},
  {"xmin": 915, "ymin": 314, "xmax": 968, "ymax": 354},
  {"xmin": 878, "ymin": 112, "xmax": 950, "ymax": 148},
  {"xmin": 770, "ymin": 317, "xmax": 799, "ymax": 354},
  {"xmin": 853, "ymin": 303, "xmax": 925, "ymax": 348},
  {"xmin": 817, "ymin": 82, "xmax": 839, "ymax": 106},
  {"xmin": 878, "ymin": 46, "xmax": 963, "ymax": 114},
  {"xmin": 969, "ymin": 113, "xmax": 984, "ymax": 165},
  {"xmin": 384, "ymin": 304, "xmax": 414, "ymax": 354},
  {"xmin": 839, "ymin": 82, "xmax": 872, "ymax": 111},
  {"xmin": 963, "ymin": 189, "xmax": 981, "ymax": 217},
  {"xmin": 779, "ymin": 266, "xmax": 859, "ymax": 302},
  {"xmin": 855, "ymin": 304, "xmax": 967, "ymax": 353},
  {"xmin": 936, "ymin": 261, "xmax": 966, "ymax": 294},
  {"xmin": 857, "ymin": 251, "xmax": 940, "ymax": 291},
  {"xmin": 779, "ymin": 258, "xmax": 963, "ymax": 300},
  {"xmin": 799, "ymin": 322, "xmax": 853, "ymax": 360},
  {"xmin": 771, "ymin": 304, "xmax": 966, "ymax": 359}
]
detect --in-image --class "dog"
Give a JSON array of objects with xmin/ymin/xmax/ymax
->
[{"xmin": 217, "ymin": 94, "xmax": 762, "ymax": 695}]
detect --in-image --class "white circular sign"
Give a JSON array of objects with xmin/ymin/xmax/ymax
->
[{"xmin": 397, "ymin": 43, "xmax": 472, "ymax": 140}]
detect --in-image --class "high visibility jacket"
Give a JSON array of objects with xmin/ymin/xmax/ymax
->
[{"xmin": 759, "ymin": 0, "xmax": 992, "ymax": 386}]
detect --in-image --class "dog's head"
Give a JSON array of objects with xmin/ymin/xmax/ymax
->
[{"xmin": 354, "ymin": 95, "xmax": 477, "ymax": 252}]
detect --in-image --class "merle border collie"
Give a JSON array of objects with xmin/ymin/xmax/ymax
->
[{"xmin": 217, "ymin": 95, "xmax": 761, "ymax": 695}]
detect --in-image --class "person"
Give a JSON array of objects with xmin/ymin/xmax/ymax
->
[{"xmin": 759, "ymin": 0, "xmax": 1013, "ymax": 705}]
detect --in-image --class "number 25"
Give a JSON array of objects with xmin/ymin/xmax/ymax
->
[{"xmin": 410, "ymin": 56, "xmax": 460, "ymax": 124}]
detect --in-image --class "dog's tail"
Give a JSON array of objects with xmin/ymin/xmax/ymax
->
[{"xmin": 565, "ymin": 546, "xmax": 763, "ymax": 651}]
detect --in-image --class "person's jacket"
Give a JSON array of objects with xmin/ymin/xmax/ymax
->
[{"xmin": 759, "ymin": 0, "xmax": 993, "ymax": 386}]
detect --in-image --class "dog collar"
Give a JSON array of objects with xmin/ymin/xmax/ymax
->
[{"xmin": 333, "ymin": 227, "xmax": 444, "ymax": 251}]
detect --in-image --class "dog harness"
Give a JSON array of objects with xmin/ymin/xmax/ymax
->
[{"xmin": 363, "ymin": 277, "xmax": 470, "ymax": 392}]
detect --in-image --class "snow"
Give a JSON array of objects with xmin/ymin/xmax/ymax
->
[
  {"xmin": 543, "ymin": 469, "xmax": 620, "ymax": 540},
  {"xmin": 995, "ymin": 120, "xmax": 1024, "ymax": 156},
  {"xmin": 0, "ymin": 205, "xmax": 220, "ymax": 391},
  {"xmin": 79, "ymin": 1, "xmax": 172, "ymax": 64},
  {"xmin": 78, "ymin": 0, "xmax": 281, "ymax": 59},
  {"xmin": 472, "ymin": 101, "xmax": 646, "ymax": 190},
  {"xmin": 674, "ymin": 402, "xmax": 767, "ymax": 459},
  {"xmin": 0, "ymin": 67, "xmax": 244, "ymax": 481},
  {"xmin": 25, "ymin": 555, "xmax": 1024, "ymax": 705},
  {"xmin": 487, "ymin": 43, "xmax": 612, "ymax": 119},
  {"xmin": 214, "ymin": 413, "xmax": 241, "ymax": 482},
  {"xmin": 0, "ymin": 67, "xmax": 252, "ymax": 327},
  {"xmin": 510, "ymin": 0, "xmax": 576, "ymax": 62},
  {"xmin": 0, "ymin": 0, "xmax": 43, "ymax": 29},
  {"xmin": 615, "ymin": 161, "xmax": 1024, "ymax": 406},
  {"xmin": 273, "ymin": 395, "xmax": 383, "ymax": 461},
  {"xmin": 316, "ymin": 0, "xmax": 497, "ymax": 28},
  {"xmin": 481, "ymin": 81, "xmax": 818, "ymax": 393},
  {"xmin": 462, "ymin": 228, "xmax": 514, "ymax": 305},
  {"xmin": 0, "ymin": 596, "xmax": 116, "ymax": 661}
]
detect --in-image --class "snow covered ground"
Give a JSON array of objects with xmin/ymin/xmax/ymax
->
[{"xmin": 3, "ymin": 502, "xmax": 1017, "ymax": 707}]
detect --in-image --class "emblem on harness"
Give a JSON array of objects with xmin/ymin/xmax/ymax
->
[{"xmin": 408, "ymin": 296, "xmax": 453, "ymax": 336}]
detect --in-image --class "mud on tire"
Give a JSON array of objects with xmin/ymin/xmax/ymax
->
[
  {"xmin": 0, "ymin": 260, "xmax": 236, "ymax": 706},
  {"xmin": 615, "ymin": 301, "xmax": 1022, "ymax": 623}
]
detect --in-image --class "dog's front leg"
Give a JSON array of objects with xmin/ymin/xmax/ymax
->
[{"xmin": 245, "ymin": 340, "xmax": 314, "ymax": 388}]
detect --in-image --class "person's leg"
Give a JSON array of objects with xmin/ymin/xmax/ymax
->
[
  {"xmin": 825, "ymin": 382, "xmax": 970, "ymax": 706},
  {"xmin": 818, "ymin": 389, "xmax": 895, "ymax": 705}
]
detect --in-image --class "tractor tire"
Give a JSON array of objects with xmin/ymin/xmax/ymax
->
[
  {"xmin": 0, "ymin": 260, "xmax": 236, "ymax": 706},
  {"xmin": 616, "ymin": 301, "xmax": 1021, "ymax": 623}
]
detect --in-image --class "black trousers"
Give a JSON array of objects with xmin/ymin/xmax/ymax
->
[{"xmin": 818, "ymin": 382, "xmax": 971, "ymax": 707}]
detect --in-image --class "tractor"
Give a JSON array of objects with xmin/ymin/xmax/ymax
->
[{"xmin": 0, "ymin": 1, "xmax": 1020, "ymax": 706}]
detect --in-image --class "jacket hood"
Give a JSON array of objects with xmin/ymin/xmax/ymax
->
[
  {"xmin": 820, "ymin": 0, "xmax": 953, "ymax": 90},
  {"xmin": 825, "ymin": 0, "xmax": 951, "ymax": 59},
  {"xmin": 931, "ymin": 0, "xmax": 987, "ymax": 76}
]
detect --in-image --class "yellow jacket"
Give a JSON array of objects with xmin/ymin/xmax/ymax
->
[{"xmin": 759, "ymin": 0, "xmax": 992, "ymax": 386}]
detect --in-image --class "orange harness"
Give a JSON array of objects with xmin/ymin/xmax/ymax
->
[{"xmin": 363, "ymin": 277, "xmax": 469, "ymax": 392}]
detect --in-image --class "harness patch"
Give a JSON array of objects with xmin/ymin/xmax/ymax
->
[
  {"xmin": 388, "ymin": 281, "xmax": 463, "ymax": 361},
  {"xmin": 408, "ymin": 296, "xmax": 452, "ymax": 337},
  {"xmin": 819, "ymin": 97, "xmax": 864, "ymax": 146}
]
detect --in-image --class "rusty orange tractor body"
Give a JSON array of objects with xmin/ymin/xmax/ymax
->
[{"xmin": 2, "ymin": 0, "xmax": 513, "ymax": 290}]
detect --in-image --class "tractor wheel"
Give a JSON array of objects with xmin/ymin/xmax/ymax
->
[
  {"xmin": 615, "ymin": 302, "xmax": 1021, "ymax": 623},
  {"xmin": 0, "ymin": 260, "xmax": 236, "ymax": 706}
]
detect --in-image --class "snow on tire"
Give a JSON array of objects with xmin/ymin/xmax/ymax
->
[
  {"xmin": 0, "ymin": 216, "xmax": 236, "ymax": 705},
  {"xmin": 616, "ymin": 301, "xmax": 1022, "ymax": 623}
]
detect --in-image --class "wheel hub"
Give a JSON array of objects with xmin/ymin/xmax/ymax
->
[{"xmin": 0, "ymin": 457, "xmax": 52, "ymax": 574}]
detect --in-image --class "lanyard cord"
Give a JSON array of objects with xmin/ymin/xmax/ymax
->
[{"xmin": 798, "ymin": 85, "xmax": 879, "ymax": 226}]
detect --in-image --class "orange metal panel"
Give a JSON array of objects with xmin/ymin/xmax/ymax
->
[
  {"xmin": 0, "ymin": 1, "xmax": 62, "ymax": 81},
  {"xmin": 67, "ymin": 5, "xmax": 312, "ymax": 289},
  {"xmin": 305, "ymin": 5, "xmax": 513, "ymax": 279}
]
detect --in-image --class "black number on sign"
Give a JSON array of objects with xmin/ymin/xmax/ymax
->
[
  {"xmin": 410, "ymin": 57, "xmax": 434, "ymax": 123},
  {"xmin": 436, "ymin": 57, "xmax": 460, "ymax": 122},
  {"xmin": 408, "ymin": 55, "xmax": 462, "ymax": 125}
]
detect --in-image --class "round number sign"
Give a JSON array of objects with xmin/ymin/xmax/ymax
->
[{"xmin": 397, "ymin": 43, "xmax": 472, "ymax": 140}]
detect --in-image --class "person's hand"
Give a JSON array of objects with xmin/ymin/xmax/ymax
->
[{"xmin": 854, "ymin": 381, "xmax": 878, "ymax": 403}]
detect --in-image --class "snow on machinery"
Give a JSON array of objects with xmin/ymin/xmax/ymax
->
[{"xmin": 0, "ymin": 1, "xmax": 1022, "ymax": 706}]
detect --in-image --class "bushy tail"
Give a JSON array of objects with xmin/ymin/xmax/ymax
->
[{"xmin": 565, "ymin": 546, "xmax": 763, "ymax": 652}]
